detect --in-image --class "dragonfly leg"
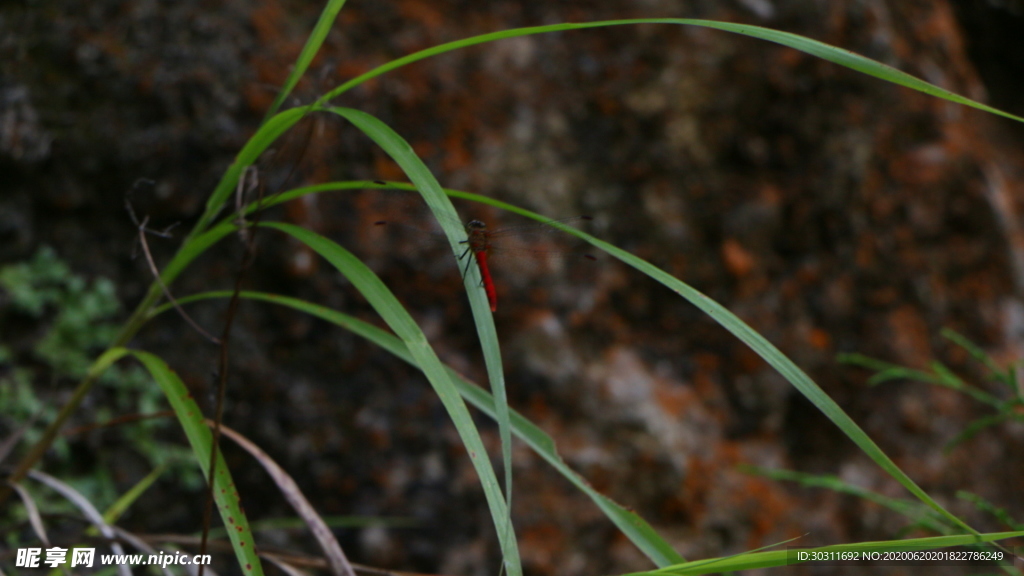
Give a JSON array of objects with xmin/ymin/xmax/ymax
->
[{"xmin": 458, "ymin": 245, "xmax": 475, "ymax": 280}]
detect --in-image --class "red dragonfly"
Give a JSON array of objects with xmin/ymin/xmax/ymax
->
[
  {"xmin": 373, "ymin": 212, "xmax": 597, "ymax": 312},
  {"xmin": 458, "ymin": 216, "xmax": 596, "ymax": 311}
]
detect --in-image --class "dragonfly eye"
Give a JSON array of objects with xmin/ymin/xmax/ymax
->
[{"xmin": 466, "ymin": 220, "xmax": 486, "ymax": 231}]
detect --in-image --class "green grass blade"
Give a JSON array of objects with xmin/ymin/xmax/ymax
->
[
  {"xmin": 941, "ymin": 328, "xmax": 1007, "ymax": 377},
  {"xmin": 957, "ymin": 491, "xmax": 1024, "ymax": 531},
  {"xmin": 929, "ymin": 361, "xmax": 1002, "ymax": 407},
  {"xmin": 842, "ymin": 352, "xmax": 1003, "ymax": 407},
  {"xmin": 942, "ymin": 327, "xmax": 1024, "ymax": 400},
  {"xmin": 214, "ymin": 179, "xmax": 981, "ymax": 537},
  {"xmin": 621, "ymin": 532, "xmax": 1024, "ymax": 575},
  {"xmin": 160, "ymin": 220, "xmax": 240, "ymax": 288},
  {"xmin": 322, "ymin": 20, "xmax": 1024, "ymax": 125},
  {"xmin": 945, "ymin": 412, "xmax": 1019, "ymax": 452},
  {"xmin": 743, "ymin": 466, "xmax": 952, "ymax": 534},
  {"xmin": 866, "ymin": 367, "xmax": 941, "ymax": 386},
  {"xmin": 150, "ymin": 290, "xmax": 684, "ymax": 567},
  {"xmin": 102, "ymin": 464, "xmax": 167, "ymax": 525},
  {"xmin": 258, "ymin": 223, "xmax": 521, "ymax": 576},
  {"xmin": 437, "ymin": 190, "xmax": 980, "ymax": 536},
  {"xmin": 262, "ymin": 0, "xmax": 348, "ymax": 121},
  {"xmin": 194, "ymin": 106, "xmax": 311, "ymax": 236},
  {"xmin": 838, "ymin": 353, "xmax": 945, "ymax": 385},
  {"xmin": 46, "ymin": 106, "xmax": 320, "ymax": 494},
  {"xmin": 216, "ymin": 423, "xmax": 354, "ymax": 576},
  {"xmin": 322, "ymin": 107, "xmax": 517, "ymax": 558},
  {"xmin": 130, "ymin": 350, "xmax": 264, "ymax": 576}
]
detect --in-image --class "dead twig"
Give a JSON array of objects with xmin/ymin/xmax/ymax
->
[
  {"xmin": 200, "ymin": 104, "xmax": 323, "ymax": 576},
  {"xmin": 125, "ymin": 193, "xmax": 220, "ymax": 345},
  {"xmin": 61, "ymin": 411, "xmax": 175, "ymax": 437}
]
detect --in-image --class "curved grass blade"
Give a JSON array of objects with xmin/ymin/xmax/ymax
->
[
  {"xmin": 213, "ymin": 181, "xmax": 390, "ymax": 231},
  {"xmin": 439, "ymin": 191, "xmax": 981, "ymax": 537},
  {"xmin": 101, "ymin": 106, "xmax": 316, "ymax": 358},
  {"xmin": 197, "ymin": 177, "xmax": 985, "ymax": 542},
  {"xmin": 130, "ymin": 350, "xmax": 264, "ymax": 576},
  {"xmin": 258, "ymin": 223, "xmax": 521, "ymax": 576},
  {"xmin": 8, "ymin": 6, "xmax": 346, "ymax": 496},
  {"xmin": 321, "ymin": 20, "xmax": 1024, "ymax": 125},
  {"xmin": 930, "ymin": 361, "xmax": 1004, "ymax": 407},
  {"xmin": 742, "ymin": 466, "xmax": 952, "ymax": 535},
  {"xmin": 158, "ymin": 107, "xmax": 517, "ymax": 540},
  {"xmin": 194, "ymin": 106, "xmax": 312, "ymax": 237},
  {"xmin": 150, "ymin": 289, "xmax": 685, "ymax": 567},
  {"xmin": 103, "ymin": 465, "xmax": 167, "ymax": 525},
  {"xmin": 15, "ymin": 10, "xmax": 1021, "ymax": 520},
  {"xmin": 620, "ymin": 531, "xmax": 1024, "ymax": 575},
  {"xmin": 27, "ymin": 470, "xmax": 132, "ymax": 576},
  {"xmin": 957, "ymin": 491, "xmax": 1024, "ymax": 531},
  {"xmin": 116, "ymin": 4, "xmax": 1024, "ymax": 533},
  {"xmin": 840, "ymin": 353, "xmax": 1004, "ymax": 408},
  {"xmin": 262, "ymin": 0, "xmax": 348, "ymax": 121},
  {"xmin": 321, "ymin": 107, "xmax": 518, "ymax": 562},
  {"xmin": 941, "ymin": 328, "xmax": 1010, "ymax": 378},
  {"xmin": 178, "ymin": 10, "xmax": 1024, "ymax": 325},
  {"xmin": 214, "ymin": 423, "xmax": 355, "ymax": 576},
  {"xmin": 7, "ymin": 481, "xmax": 49, "ymax": 546},
  {"xmin": 206, "ymin": 180, "xmax": 983, "ymax": 537},
  {"xmin": 838, "ymin": 353, "xmax": 946, "ymax": 385},
  {"xmin": 945, "ymin": 412, "xmax": 1019, "ymax": 452}
]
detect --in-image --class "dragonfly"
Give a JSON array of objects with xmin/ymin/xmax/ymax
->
[{"xmin": 372, "ymin": 209, "xmax": 597, "ymax": 312}]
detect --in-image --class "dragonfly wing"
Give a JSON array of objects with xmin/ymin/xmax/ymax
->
[
  {"xmin": 486, "ymin": 234, "xmax": 598, "ymax": 281},
  {"xmin": 483, "ymin": 216, "xmax": 594, "ymax": 241}
]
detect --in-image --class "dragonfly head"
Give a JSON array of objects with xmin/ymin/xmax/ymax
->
[{"xmin": 466, "ymin": 219, "xmax": 487, "ymax": 232}]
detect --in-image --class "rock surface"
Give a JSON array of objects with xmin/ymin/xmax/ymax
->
[{"xmin": 2, "ymin": 1, "xmax": 1023, "ymax": 574}]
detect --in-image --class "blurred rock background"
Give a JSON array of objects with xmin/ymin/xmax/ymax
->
[{"xmin": 2, "ymin": 0, "xmax": 1024, "ymax": 574}]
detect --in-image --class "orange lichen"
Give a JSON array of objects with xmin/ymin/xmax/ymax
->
[
  {"xmin": 807, "ymin": 327, "xmax": 831, "ymax": 351},
  {"xmin": 721, "ymin": 238, "xmax": 756, "ymax": 278}
]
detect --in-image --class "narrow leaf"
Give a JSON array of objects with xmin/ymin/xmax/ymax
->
[
  {"xmin": 263, "ymin": 0, "xmax": 348, "ymax": 121},
  {"xmin": 322, "ymin": 20, "xmax": 1024, "ymax": 125},
  {"xmin": 151, "ymin": 289, "xmax": 685, "ymax": 567},
  {"xmin": 323, "ymin": 107, "xmax": 518, "ymax": 566},
  {"xmin": 259, "ymin": 223, "xmax": 522, "ymax": 576},
  {"xmin": 440, "ymin": 190, "xmax": 981, "ymax": 537},
  {"xmin": 621, "ymin": 531, "xmax": 1024, "ymax": 575},
  {"xmin": 28, "ymin": 470, "xmax": 132, "ymax": 576},
  {"xmin": 215, "ymin": 423, "xmax": 355, "ymax": 576},
  {"xmin": 7, "ymin": 481, "xmax": 50, "ymax": 546},
  {"xmin": 103, "ymin": 465, "xmax": 167, "ymax": 525},
  {"xmin": 131, "ymin": 350, "xmax": 265, "ymax": 576}
]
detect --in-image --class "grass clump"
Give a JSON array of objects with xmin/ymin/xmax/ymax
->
[{"xmin": 4, "ymin": 4, "xmax": 1024, "ymax": 575}]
